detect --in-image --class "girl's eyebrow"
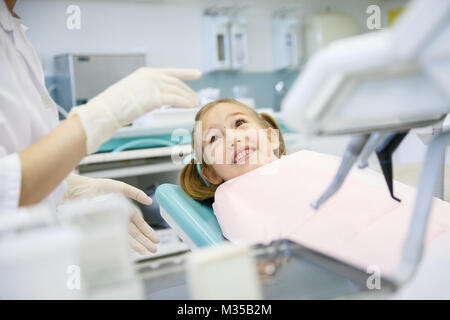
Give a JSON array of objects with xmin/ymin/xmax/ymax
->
[
  {"xmin": 228, "ymin": 112, "xmax": 247, "ymax": 118},
  {"xmin": 204, "ymin": 111, "xmax": 248, "ymax": 132}
]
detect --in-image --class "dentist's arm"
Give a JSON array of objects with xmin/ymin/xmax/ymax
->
[
  {"xmin": 19, "ymin": 114, "xmax": 87, "ymax": 206},
  {"xmin": 19, "ymin": 67, "xmax": 201, "ymax": 206}
]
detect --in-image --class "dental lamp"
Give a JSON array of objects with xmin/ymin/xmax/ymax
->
[{"xmin": 282, "ymin": 0, "xmax": 450, "ymax": 284}]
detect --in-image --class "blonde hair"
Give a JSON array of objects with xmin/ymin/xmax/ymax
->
[{"xmin": 180, "ymin": 99, "xmax": 286, "ymax": 201}]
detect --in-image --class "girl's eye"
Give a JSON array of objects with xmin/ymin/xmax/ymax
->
[{"xmin": 236, "ymin": 119, "xmax": 246, "ymax": 127}]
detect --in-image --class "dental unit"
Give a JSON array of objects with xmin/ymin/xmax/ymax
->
[{"xmin": 282, "ymin": 0, "xmax": 450, "ymax": 284}]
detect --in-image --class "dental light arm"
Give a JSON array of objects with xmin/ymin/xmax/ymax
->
[{"xmin": 393, "ymin": 130, "xmax": 450, "ymax": 283}]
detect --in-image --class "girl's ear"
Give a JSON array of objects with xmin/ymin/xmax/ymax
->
[
  {"xmin": 202, "ymin": 166, "xmax": 224, "ymax": 185},
  {"xmin": 267, "ymin": 127, "xmax": 280, "ymax": 154}
]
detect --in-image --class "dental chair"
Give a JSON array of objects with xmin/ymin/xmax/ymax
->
[{"xmin": 155, "ymin": 184, "xmax": 225, "ymax": 249}]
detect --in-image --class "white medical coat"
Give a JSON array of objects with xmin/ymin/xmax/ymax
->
[{"xmin": 0, "ymin": 3, "xmax": 66, "ymax": 213}]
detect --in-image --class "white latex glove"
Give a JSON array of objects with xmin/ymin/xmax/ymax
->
[
  {"xmin": 64, "ymin": 173, "xmax": 160, "ymax": 254},
  {"xmin": 69, "ymin": 68, "xmax": 202, "ymax": 154}
]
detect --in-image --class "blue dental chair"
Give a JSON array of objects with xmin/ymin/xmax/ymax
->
[{"xmin": 155, "ymin": 184, "xmax": 225, "ymax": 249}]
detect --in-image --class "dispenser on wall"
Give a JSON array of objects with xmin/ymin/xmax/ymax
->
[
  {"xmin": 272, "ymin": 17, "xmax": 299, "ymax": 70},
  {"xmin": 203, "ymin": 15, "xmax": 232, "ymax": 72},
  {"xmin": 229, "ymin": 16, "xmax": 248, "ymax": 70},
  {"xmin": 203, "ymin": 11, "xmax": 248, "ymax": 72}
]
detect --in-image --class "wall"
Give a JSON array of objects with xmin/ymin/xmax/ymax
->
[
  {"xmin": 16, "ymin": 0, "xmax": 390, "ymax": 75},
  {"xmin": 16, "ymin": 0, "xmax": 206, "ymax": 74},
  {"xmin": 16, "ymin": 0, "xmax": 397, "ymax": 109}
]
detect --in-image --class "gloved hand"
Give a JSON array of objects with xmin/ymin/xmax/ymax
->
[
  {"xmin": 64, "ymin": 173, "xmax": 160, "ymax": 254},
  {"xmin": 69, "ymin": 68, "xmax": 202, "ymax": 154}
]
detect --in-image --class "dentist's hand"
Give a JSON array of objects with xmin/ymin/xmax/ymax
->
[
  {"xmin": 69, "ymin": 68, "xmax": 202, "ymax": 154},
  {"xmin": 64, "ymin": 174, "xmax": 160, "ymax": 254},
  {"xmin": 128, "ymin": 205, "xmax": 160, "ymax": 254}
]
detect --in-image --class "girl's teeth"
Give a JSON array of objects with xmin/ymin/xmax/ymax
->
[{"xmin": 236, "ymin": 149, "xmax": 251, "ymax": 162}]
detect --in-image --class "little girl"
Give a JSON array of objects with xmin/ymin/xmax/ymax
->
[{"xmin": 179, "ymin": 98, "xmax": 450, "ymax": 275}]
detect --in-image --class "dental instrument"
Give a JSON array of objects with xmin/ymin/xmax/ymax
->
[
  {"xmin": 358, "ymin": 132, "xmax": 388, "ymax": 169},
  {"xmin": 375, "ymin": 132, "xmax": 408, "ymax": 202},
  {"xmin": 310, "ymin": 134, "xmax": 369, "ymax": 209}
]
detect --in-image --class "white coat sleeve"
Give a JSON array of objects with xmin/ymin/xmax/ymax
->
[
  {"xmin": 0, "ymin": 30, "xmax": 23, "ymax": 212},
  {"xmin": 0, "ymin": 149, "xmax": 22, "ymax": 212},
  {"xmin": 0, "ymin": 17, "xmax": 64, "ymax": 212}
]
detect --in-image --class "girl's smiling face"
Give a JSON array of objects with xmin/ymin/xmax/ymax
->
[{"xmin": 197, "ymin": 102, "xmax": 280, "ymax": 184}]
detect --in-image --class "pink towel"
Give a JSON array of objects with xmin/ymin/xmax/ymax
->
[{"xmin": 212, "ymin": 150, "xmax": 450, "ymax": 275}]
